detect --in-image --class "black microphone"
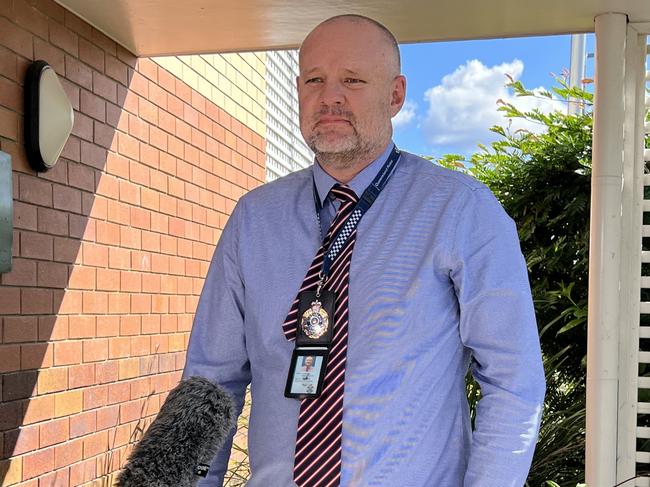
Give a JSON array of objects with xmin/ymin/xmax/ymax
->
[{"xmin": 116, "ymin": 376, "xmax": 235, "ymax": 487}]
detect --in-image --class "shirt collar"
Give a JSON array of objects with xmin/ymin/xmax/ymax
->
[{"xmin": 312, "ymin": 142, "xmax": 395, "ymax": 205}]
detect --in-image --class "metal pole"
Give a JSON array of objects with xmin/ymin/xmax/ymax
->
[
  {"xmin": 568, "ymin": 34, "xmax": 587, "ymax": 115},
  {"xmin": 586, "ymin": 12, "xmax": 627, "ymax": 486}
]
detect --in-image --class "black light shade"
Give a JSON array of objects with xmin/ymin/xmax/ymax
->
[{"xmin": 24, "ymin": 60, "xmax": 74, "ymax": 172}]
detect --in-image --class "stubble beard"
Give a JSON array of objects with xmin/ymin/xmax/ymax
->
[{"xmin": 305, "ymin": 110, "xmax": 382, "ymax": 171}]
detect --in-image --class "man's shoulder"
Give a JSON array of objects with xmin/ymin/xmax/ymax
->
[
  {"xmin": 398, "ymin": 151, "xmax": 485, "ymax": 194},
  {"xmin": 239, "ymin": 166, "xmax": 312, "ymax": 207}
]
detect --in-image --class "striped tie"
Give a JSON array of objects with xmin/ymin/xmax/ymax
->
[{"xmin": 282, "ymin": 184, "xmax": 359, "ymax": 487}]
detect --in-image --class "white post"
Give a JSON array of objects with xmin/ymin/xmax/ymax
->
[
  {"xmin": 586, "ymin": 12, "xmax": 627, "ymax": 487},
  {"xmin": 568, "ymin": 34, "xmax": 586, "ymax": 115}
]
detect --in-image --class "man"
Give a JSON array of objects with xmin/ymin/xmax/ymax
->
[{"xmin": 184, "ymin": 14, "xmax": 545, "ymax": 487}]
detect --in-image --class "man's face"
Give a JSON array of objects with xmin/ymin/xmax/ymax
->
[
  {"xmin": 297, "ymin": 19, "xmax": 405, "ymax": 165},
  {"xmin": 304, "ymin": 356, "xmax": 314, "ymax": 367}
]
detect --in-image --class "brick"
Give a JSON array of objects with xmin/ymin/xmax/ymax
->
[
  {"xmin": 80, "ymin": 140, "xmax": 108, "ymax": 170},
  {"xmin": 22, "ymin": 288, "xmax": 53, "ymax": 315},
  {"xmin": 118, "ymin": 132, "xmax": 139, "ymax": 161},
  {"xmin": 69, "ymin": 410, "xmax": 96, "ymax": 439},
  {"xmin": 37, "ymin": 367, "xmax": 67, "ymax": 394},
  {"xmin": 0, "ymin": 456, "xmax": 23, "ymax": 485},
  {"xmin": 19, "ymin": 175, "xmax": 52, "ymax": 207},
  {"xmin": 106, "ymin": 381, "xmax": 129, "ymax": 406},
  {"xmin": 108, "ymin": 246, "xmax": 130, "ymax": 270},
  {"xmin": 94, "ymin": 120, "xmax": 115, "ymax": 149},
  {"xmin": 67, "ymin": 265, "xmax": 96, "ymax": 290},
  {"xmin": 105, "ymin": 55, "xmax": 128, "ymax": 85},
  {"xmin": 118, "ymin": 398, "xmax": 144, "ymax": 424},
  {"xmin": 80, "ymin": 339, "xmax": 107, "ymax": 363},
  {"xmin": 69, "ymin": 213, "xmax": 93, "ymax": 239},
  {"xmin": 3, "ymin": 370, "xmax": 36, "ymax": 401},
  {"xmin": 96, "ymin": 316, "xmax": 117, "ymax": 337},
  {"xmin": 79, "ymin": 38, "xmax": 104, "ymax": 71},
  {"xmin": 82, "ymin": 243, "xmax": 109, "ymax": 267},
  {"xmin": 22, "ymin": 446, "xmax": 54, "ymax": 480},
  {"xmin": 95, "ymin": 175, "xmax": 119, "ymax": 202},
  {"xmin": 108, "ymin": 336, "xmax": 130, "ymax": 359},
  {"xmin": 1, "ymin": 258, "xmax": 37, "ymax": 286},
  {"xmin": 20, "ymin": 232, "xmax": 53, "ymax": 260},
  {"xmin": 21, "ymin": 342, "xmax": 52, "ymax": 370},
  {"xmin": 53, "ymin": 341, "xmax": 82, "ymax": 366},
  {"xmin": 0, "ymin": 16, "xmax": 33, "ymax": 59},
  {"xmin": 120, "ymin": 270, "xmax": 141, "ymax": 292},
  {"xmin": 142, "ymin": 274, "xmax": 161, "ymax": 293},
  {"xmin": 82, "ymin": 291, "xmax": 108, "ymax": 314},
  {"xmin": 0, "ymin": 75, "xmax": 21, "ymax": 114},
  {"xmin": 118, "ymin": 357, "xmax": 139, "ymax": 380},
  {"xmin": 5, "ymin": 424, "xmax": 39, "ymax": 456},
  {"xmin": 71, "ymin": 112, "xmax": 93, "ymax": 141},
  {"xmin": 0, "ymin": 288, "xmax": 20, "ymax": 316},
  {"xmin": 69, "ymin": 456, "xmax": 96, "ymax": 485},
  {"xmin": 130, "ymin": 207, "xmax": 150, "ymax": 231},
  {"xmin": 82, "ymin": 384, "xmax": 107, "ymax": 410},
  {"xmin": 95, "ymin": 404, "xmax": 119, "ymax": 432},
  {"xmin": 40, "ymin": 316, "xmax": 65, "ymax": 343},
  {"xmin": 128, "ymin": 114, "xmax": 149, "ymax": 143},
  {"xmin": 37, "ymin": 207, "xmax": 68, "ymax": 236},
  {"xmin": 54, "ymin": 390, "xmax": 83, "ymax": 417},
  {"xmin": 120, "ymin": 226, "xmax": 141, "ymax": 250},
  {"xmin": 119, "ymin": 315, "xmax": 141, "ymax": 336},
  {"xmin": 68, "ymin": 162, "xmax": 95, "ymax": 192},
  {"xmin": 80, "ymin": 90, "xmax": 106, "ymax": 123},
  {"xmin": 12, "ymin": 201, "xmax": 37, "ymax": 231},
  {"xmin": 37, "ymin": 261, "xmax": 68, "ymax": 288},
  {"xmin": 94, "ymin": 361, "xmax": 117, "ymax": 386},
  {"xmin": 0, "ymin": 400, "xmax": 22, "ymax": 430},
  {"xmin": 69, "ymin": 316, "xmax": 95, "ymax": 339},
  {"xmin": 40, "ymin": 417, "xmax": 69, "ymax": 448},
  {"xmin": 63, "ymin": 58, "xmax": 92, "ymax": 92},
  {"xmin": 3, "ymin": 316, "xmax": 38, "ymax": 343},
  {"xmin": 49, "ymin": 18, "xmax": 77, "ymax": 55},
  {"xmin": 149, "ymin": 126, "xmax": 168, "ymax": 152},
  {"xmin": 96, "ymin": 267, "xmax": 120, "ymax": 292},
  {"xmin": 58, "ymin": 289, "xmax": 81, "ymax": 315},
  {"xmin": 82, "ymin": 430, "xmax": 108, "ymax": 459},
  {"xmin": 68, "ymin": 363, "xmax": 95, "ymax": 390},
  {"xmin": 23, "ymin": 394, "xmax": 55, "ymax": 425},
  {"xmin": 93, "ymin": 71, "xmax": 117, "ymax": 104},
  {"xmin": 54, "ymin": 438, "xmax": 82, "ymax": 469},
  {"xmin": 130, "ymin": 336, "xmax": 150, "ymax": 356}
]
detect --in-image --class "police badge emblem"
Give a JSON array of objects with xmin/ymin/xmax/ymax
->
[{"xmin": 300, "ymin": 300, "xmax": 330, "ymax": 339}]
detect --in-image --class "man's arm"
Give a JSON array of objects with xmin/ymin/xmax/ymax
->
[
  {"xmin": 450, "ymin": 185, "xmax": 546, "ymax": 486},
  {"xmin": 183, "ymin": 200, "xmax": 251, "ymax": 486}
]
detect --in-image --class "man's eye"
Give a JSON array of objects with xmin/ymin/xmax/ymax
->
[
  {"xmin": 344, "ymin": 78, "xmax": 364, "ymax": 84},
  {"xmin": 305, "ymin": 78, "xmax": 323, "ymax": 84}
]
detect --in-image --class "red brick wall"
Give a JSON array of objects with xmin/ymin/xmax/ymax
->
[{"xmin": 0, "ymin": 1, "xmax": 265, "ymax": 485}]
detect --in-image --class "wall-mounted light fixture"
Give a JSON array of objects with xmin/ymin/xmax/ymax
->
[{"xmin": 24, "ymin": 60, "xmax": 74, "ymax": 172}]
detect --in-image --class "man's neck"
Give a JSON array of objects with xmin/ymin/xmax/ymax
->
[{"xmin": 316, "ymin": 144, "xmax": 388, "ymax": 184}]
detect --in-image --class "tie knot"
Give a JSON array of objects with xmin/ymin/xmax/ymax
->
[{"xmin": 330, "ymin": 184, "xmax": 358, "ymax": 205}]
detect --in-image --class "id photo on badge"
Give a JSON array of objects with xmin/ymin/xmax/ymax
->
[{"xmin": 291, "ymin": 355, "xmax": 323, "ymax": 395}]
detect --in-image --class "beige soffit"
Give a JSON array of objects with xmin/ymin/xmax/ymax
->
[{"xmin": 54, "ymin": 0, "xmax": 650, "ymax": 57}]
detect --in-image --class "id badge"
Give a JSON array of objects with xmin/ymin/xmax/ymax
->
[
  {"xmin": 284, "ymin": 347, "xmax": 329, "ymax": 399},
  {"xmin": 295, "ymin": 289, "xmax": 336, "ymax": 347}
]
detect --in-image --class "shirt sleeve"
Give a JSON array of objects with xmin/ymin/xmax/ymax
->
[
  {"xmin": 449, "ymin": 185, "xmax": 546, "ymax": 487},
  {"xmin": 182, "ymin": 199, "xmax": 251, "ymax": 487}
]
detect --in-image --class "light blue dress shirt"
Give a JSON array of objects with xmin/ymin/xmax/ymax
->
[{"xmin": 184, "ymin": 143, "xmax": 546, "ymax": 486}]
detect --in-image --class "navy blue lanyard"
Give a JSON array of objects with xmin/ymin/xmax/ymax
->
[{"xmin": 312, "ymin": 146, "xmax": 401, "ymax": 283}]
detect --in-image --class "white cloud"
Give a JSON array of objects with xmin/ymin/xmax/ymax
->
[
  {"xmin": 422, "ymin": 59, "xmax": 564, "ymax": 153},
  {"xmin": 392, "ymin": 100, "xmax": 417, "ymax": 128}
]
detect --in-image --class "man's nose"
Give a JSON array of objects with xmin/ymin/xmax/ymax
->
[{"xmin": 320, "ymin": 80, "xmax": 345, "ymax": 105}]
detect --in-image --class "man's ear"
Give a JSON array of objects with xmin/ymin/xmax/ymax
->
[{"xmin": 390, "ymin": 75, "xmax": 407, "ymax": 117}]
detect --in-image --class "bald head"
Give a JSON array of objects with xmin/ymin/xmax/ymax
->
[
  {"xmin": 300, "ymin": 15, "xmax": 401, "ymax": 77},
  {"xmin": 296, "ymin": 14, "xmax": 406, "ymax": 181}
]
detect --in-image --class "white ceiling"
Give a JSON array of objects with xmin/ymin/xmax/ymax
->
[{"xmin": 54, "ymin": 0, "xmax": 650, "ymax": 56}]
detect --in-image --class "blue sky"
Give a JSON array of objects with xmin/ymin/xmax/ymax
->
[{"xmin": 392, "ymin": 34, "xmax": 595, "ymax": 159}]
